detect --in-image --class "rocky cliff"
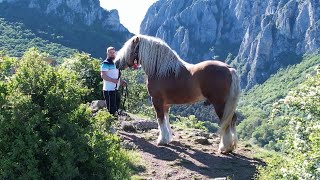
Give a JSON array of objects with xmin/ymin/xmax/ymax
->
[
  {"xmin": 0, "ymin": 0, "xmax": 128, "ymax": 32},
  {"xmin": 0, "ymin": 0, "xmax": 132, "ymax": 58},
  {"xmin": 141, "ymin": 0, "xmax": 320, "ymax": 89}
]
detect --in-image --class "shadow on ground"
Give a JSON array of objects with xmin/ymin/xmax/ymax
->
[{"xmin": 120, "ymin": 131, "xmax": 265, "ymax": 179}]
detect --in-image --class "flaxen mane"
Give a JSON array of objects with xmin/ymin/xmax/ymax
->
[{"xmin": 117, "ymin": 35, "xmax": 189, "ymax": 78}]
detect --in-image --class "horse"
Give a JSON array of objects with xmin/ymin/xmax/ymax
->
[{"xmin": 114, "ymin": 35, "xmax": 241, "ymax": 153}]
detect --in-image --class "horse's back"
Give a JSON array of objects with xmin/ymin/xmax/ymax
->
[{"xmin": 192, "ymin": 60, "xmax": 233, "ymax": 103}]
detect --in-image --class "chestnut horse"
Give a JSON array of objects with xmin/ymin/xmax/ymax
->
[{"xmin": 114, "ymin": 35, "xmax": 240, "ymax": 153}]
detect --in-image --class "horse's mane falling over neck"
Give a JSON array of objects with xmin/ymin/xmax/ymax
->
[{"xmin": 137, "ymin": 35, "xmax": 188, "ymax": 78}]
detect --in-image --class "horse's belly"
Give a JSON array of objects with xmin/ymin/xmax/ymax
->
[{"xmin": 164, "ymin": 87, "xmax": 205, "ymax": 104}]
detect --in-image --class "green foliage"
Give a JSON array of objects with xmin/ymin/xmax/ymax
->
[
  {"xmin": 0, "ymin": 49, "xmax": 132, "ymax": 179},
  {"xmin": 170, "ymin": 102, "xmax": 217, "ymax": 123},
  {"xmin": 172, "ymin": 115, "xmax": 208, "ymax": 131},
  {"xmin": 0, "ymin": 18, "xmax": 76, "ymax": 60},
  {"xmin": 254, "ymin": 152, "xmax": 289, "ymax": 180},
  {"xmin": 257, "ymin": 66, "xmax": 320, "ymax": 179},
  {"xmin": 0, "ymin": 53, "xmax": 17, "ymax": 81},
  {"xmin": 238, "ymin": 54, "xmax": 320, "ymax": 150},
  {"xmin": 120, "ymin": 69, "xmax": 155, "ymax": 117},
  {"xmin": 203, "ymin": 120, "xmax": 219, "ymax": 133},
  {"xmin": 61, "ymin": 53, "xmax": 102, "ymax": 102}
]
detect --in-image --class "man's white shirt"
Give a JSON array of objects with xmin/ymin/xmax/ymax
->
[{"xmin": 101, "ymin": 59, "xmax": 120, "ymax": 91}]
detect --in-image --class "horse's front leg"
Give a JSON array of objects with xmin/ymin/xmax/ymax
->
[
  {"xmin": 153, "ymin": 99, "xmax": 173, "ymax": 145},
  {"xmin": 164, "ymin": 105, "xmax": 173, "ymax": 138}
]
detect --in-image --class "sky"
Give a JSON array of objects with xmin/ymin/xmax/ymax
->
[{"xmin": 100, "ymin": 0, "xmax": 157, "ymax": 34}]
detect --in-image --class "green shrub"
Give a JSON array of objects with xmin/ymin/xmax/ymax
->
[
  {"xmin": 0, "ymin": 49, "xmax": 132, "ymax": 179},
  {"xmin": 61, "ymin": 52, "xmax": 102, "ymax": 102},
  {"xmin": 120, "ymin": 69, "xmax": 155, "ymax": 117}
]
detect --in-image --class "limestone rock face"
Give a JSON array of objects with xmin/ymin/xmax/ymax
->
[
  {"xmin": 141, "ymin": 0, "xmax": 320, "ymax": 89},
  {"xmin": 1, "ymin": 0, "xmax": 129, "ymax": 33}
]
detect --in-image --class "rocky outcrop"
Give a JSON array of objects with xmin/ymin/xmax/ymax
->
[
  {"xmin": 1, "ymin": 0, "xmax": 129, "ymax": 33},
  {"xmin": 0, "ymin": 0, "xmax": 132, "ymax": 59},
  {"xmin": 141, "ymin": 0, "xmax": 320, "ymax": 89}
]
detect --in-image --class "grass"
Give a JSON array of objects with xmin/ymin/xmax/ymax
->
[{"xmin": 124, "ymin": 150, "xmax": 147, "ymax": 178}]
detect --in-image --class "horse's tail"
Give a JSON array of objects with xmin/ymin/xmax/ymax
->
[{"xmin": 219, "ymin": 68, "xmax": 240, "ymax": 152}]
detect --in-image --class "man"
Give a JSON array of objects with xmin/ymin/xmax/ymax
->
[{"xmin": 101, "ymin": 46, "xmax": 126, "ymax": 116}]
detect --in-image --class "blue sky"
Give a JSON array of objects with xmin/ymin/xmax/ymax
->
[{"xmin": 100, "ymin": 0, "xmax": 157, "ymax": 34}]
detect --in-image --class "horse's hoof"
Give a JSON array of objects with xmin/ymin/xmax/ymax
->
[
  {"xmin": 219, "ymin": 145, "xmax": 235, "ymax": 154},
  {"xmin": 157, "ymin": 140, "xmax": 169, "ymax": 146},
  {"xmin": 157, "ymin": 137, "xmax": 171, "ymax": 146},
  {"xmin": 219, "ymin": 149, "xmax": 232, "ymax": 154}
]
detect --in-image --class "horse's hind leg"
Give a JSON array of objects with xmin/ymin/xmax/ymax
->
[
  {"xmin": 213, "ymin": 103, "xmax": 234, "ymax": 153},
  {"xmin": 230, "ymin": 113, "xmax": 238, "ymax": 148},
  {"xmin": 153, "ymin": 99, "xmax": 173, "ymax": 145},
  {"xmin": 219, "ymin": 113, "xmax": 237, "ymax": 153}
]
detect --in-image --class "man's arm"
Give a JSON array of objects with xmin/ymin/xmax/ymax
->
[{"xmin": 101, "ymin": 71, "xmax": 118, "ymax": 84}]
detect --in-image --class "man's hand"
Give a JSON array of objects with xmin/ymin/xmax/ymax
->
[{"xmin": 121, "ymin": 79, "xmax": 127, "ymax": 87}]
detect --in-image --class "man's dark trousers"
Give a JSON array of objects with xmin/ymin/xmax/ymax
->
[{"xmin": 103, "ymin": 90, "xmax": 120, "ymax": 116}]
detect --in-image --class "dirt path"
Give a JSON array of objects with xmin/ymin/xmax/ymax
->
[{"xmin": 118, "ymin": 126, "xmax": 265, "ymax": 180}]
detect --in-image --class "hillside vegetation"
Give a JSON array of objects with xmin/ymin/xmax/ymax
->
[
  {"xmin": 257, "ymin": 66, "xmax": 319, "ymax": 179},
  {"xmin": 0, "ymin": 18, "xmax": 76, "ymax": 60},
  {"xmin": 0, "ymin": 2, "xmax": 131, "ymax": 59},
  {"xmin": 237, "ymin": 54, "xmax": 320, "ymax": 151}
]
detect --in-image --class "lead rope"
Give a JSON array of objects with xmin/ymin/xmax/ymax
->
[
  {"xmin": 117, "ymin": 70, "xmax": 128, "ymax": 115},
  {"xmin": 119, "ymin": 84, "xmax": 128, "ymax": 115}
]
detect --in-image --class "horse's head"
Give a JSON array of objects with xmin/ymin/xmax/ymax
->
[{"xmin": 114, "ymin": 36, "xmax": 140, "ymax": 70}]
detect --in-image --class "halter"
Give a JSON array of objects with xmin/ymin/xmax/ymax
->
[{"xmin": 132, "ymin": 43, "xmax": 140, "ymax": 70}]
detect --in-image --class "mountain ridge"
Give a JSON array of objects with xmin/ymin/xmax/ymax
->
[{"xmin": 141, "ymin": 0, "xmax": 320, "ymax": 89}]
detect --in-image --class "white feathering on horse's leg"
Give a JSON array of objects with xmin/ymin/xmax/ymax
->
[
  {"xmin": 157, "ymin": 119, "xmax": 171, "ymax": 145},
  {"xmin": 219, "ymin": 68, "xmax": 240, "ymax": 153},
  {"xmin": 165, "ymin": 113, "xmax": 173, "ymax": 142},
  {"xmin": 231, "ymin": 117, "xmax": 238, "ymax": 149},
  {"xmin": 231, "ymin": 128, "xmax": 238, "ymax": 149},
  {"xmin": 219, "ymin": 126, "xmax": 234, "ymax": 153}
]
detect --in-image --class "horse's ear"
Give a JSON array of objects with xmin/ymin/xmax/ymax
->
[{"xmin": 133, "ymin": 36, "xmax": 140, "ymax": 44}]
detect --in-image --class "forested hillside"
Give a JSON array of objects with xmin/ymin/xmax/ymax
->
[
  {"xmin": 238, "ymin": 54, "xmax": 320, "ymax": 151},
  {"xmin": 0, "ymin": 1, "xmax": 132, "ymax": 59},
  {"xmin": 0, "ymin": 18, "xmax": 76, "ymax": 60},
  {"xmin": 257, "ymin": 65, "xmax": 319, "ymax": 179}
]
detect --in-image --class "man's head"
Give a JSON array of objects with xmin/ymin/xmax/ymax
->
[{"xmin": 106, "ymin": 46, "xmax": 116, "ymax": 60}]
